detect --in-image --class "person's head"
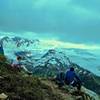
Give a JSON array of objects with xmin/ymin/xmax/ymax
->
[
  {"xmin": 70, "ymin": 67, "xmax": 74, "ymax": 71},
  {"xmin": 17, "ymin": 56, "xmax": 22, "ymax": 61}
]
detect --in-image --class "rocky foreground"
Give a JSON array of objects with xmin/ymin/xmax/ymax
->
[{"xmin": 0, "ymin": 62, "xmax": 100, "ymax": 100}]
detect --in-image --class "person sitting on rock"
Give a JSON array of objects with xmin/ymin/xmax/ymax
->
[
  {"xmin": 65, "ymin": 67, "xmax": 82, "ymax": 91},
  {"xmin": 55, "ymin": 71, "xmax": 65, "ymax": 88},
  {"xmin": 11, "ymin": 56, "xmax": 22, "ymax": 71},
  {"xmin": 11, "ymin": 56, "xmax": 32, "ymax": 75}
]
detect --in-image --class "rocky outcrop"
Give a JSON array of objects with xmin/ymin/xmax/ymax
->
[
  {"xmin": 0, "ymin": 93, "xmax": 8, "ymax": 100},
  {"xmin": 0, "ymin": 36, "xmax": 39, "ymax": 47}
]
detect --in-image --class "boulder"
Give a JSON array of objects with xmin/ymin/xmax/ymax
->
[{"xmin": 0, "ymin": 93, "xmax": 8, "ymax": 100}]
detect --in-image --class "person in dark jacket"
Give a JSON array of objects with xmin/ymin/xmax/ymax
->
[
  {"xmin": 65, "ymin": 67, "xmax": 82, "ymax": 91},
  {"xmin": 56, "ymin": 71, "xmax": 65, "ymax": 88}
]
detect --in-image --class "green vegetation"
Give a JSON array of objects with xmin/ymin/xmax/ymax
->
[
  {"xmin": 0, "ymin": 61, "xmax": 99, "ymax": 100},
  {"xmin": 0, "ymin": 62, "xmax": 63, "ymax": 100}
]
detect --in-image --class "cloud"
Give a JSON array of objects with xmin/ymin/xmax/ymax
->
[
  {"xmin": 40, "ymin": 39, "xmax": 100, "ymax": 50},
  {"xmin": 32, "ymin": 0, "xmax": 71, "ymax": 9},
  {"xmin": 0, "ymin": 0, "xmax": 100, "ymax": 44},
  {"xmin": 69, "ymin": 5, "xmax": 100, "ymax": 19},
  {"xmin": 33, "ymin": 0, "xmax": 100, "ymax": 19}
]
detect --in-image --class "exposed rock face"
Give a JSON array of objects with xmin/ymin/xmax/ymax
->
[
  {"xmin": 0, "ymin": 93, "xmax": 8, "ymax": 100},
  {"xmin": 32, "ymin": 49, "xmax": 69, "ymax": 77},
  {"xmin": 0, "ymin": 36, "xmax": 39, "ymax": 47}
]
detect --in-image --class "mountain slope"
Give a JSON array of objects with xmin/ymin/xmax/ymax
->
[
  {"xmin": 31, "ymin": 50, "xmax": 100, "ymax": 95},
  {"xmin": 0, "ymin": 36, "xmax": 100, "ymax": 95},
  {"xmin": 0, "ymin": 62, "xmax": 65, "ymax": 100},
  {"xmin": 0, "ymin": 61, "xmax": 99, "ymax": 100},
  {"xmin": 0, "ymin": 36, "xmax": 39, "ymax": 47}
]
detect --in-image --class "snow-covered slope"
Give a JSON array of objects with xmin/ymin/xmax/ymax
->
[
  {"xmin": 0, "ymin": 36, "xmax": 100, "ymax": 76},
  {"xmin": 0, "ymin": 36, "xmax": 39, "ymax": 59}
]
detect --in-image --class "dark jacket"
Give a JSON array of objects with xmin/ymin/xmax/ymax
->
[
  {"xmin": 65, "ymin": 70, "xmax": 81, "ymax": 84},
  {"xmin": 56, "ymin": 72, "xmax": 65, "ymax": 81}
]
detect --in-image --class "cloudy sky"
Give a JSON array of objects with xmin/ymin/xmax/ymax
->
[{"xmin": 0, "ymin": 0, "xmax": 100, "ymax": 49}]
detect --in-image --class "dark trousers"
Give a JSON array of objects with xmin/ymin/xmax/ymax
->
[
  {"xmin": 65, "ymin": 80, "xmax": 81, "ymax": 90},
  {"xmin": 71, "ymin": 80, "xmax": 81, "ymax": 90}
]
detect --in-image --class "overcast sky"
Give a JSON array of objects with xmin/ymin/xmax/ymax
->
[{"xmin": 0, "ymin": 0, "xmax": 100, "ymax": 46}]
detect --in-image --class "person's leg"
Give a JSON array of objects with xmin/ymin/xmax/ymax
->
[
  {"xmin": 76, "ymin": 81, "xmax": 81, "ymax": 91},
  {"xmin": 64, "ymin": 79, "xmax": 70, "ymax": 85},
  {"xmin": 72, "ymin": 80, "xmax": 81, "ymax": 91}
]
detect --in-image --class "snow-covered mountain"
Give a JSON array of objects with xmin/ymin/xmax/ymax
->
[
  {"xmin": 27, "ymin": 49, "xmax": 100, "ymax": 94},
  {"xmin": 0, "ymin": 36, "xmax": 39, "ymax": 46},
  {"xmin": 0, "ymin": 36, "xmax": 39, "ymax": 59},
  {"xmin": 62, "ymin": 48, "xmax": 100, "ymax": 76},
  {"xmin": 0, "ymin": 36, "xmax": 100, "ymax": 76},
  {"xmin": 0, "ymin": 36, "xmax": 100, "ymax": 94},
  {"xmin": 20, "ymin": 49, "xmax": 100, "ymax": 94}
]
